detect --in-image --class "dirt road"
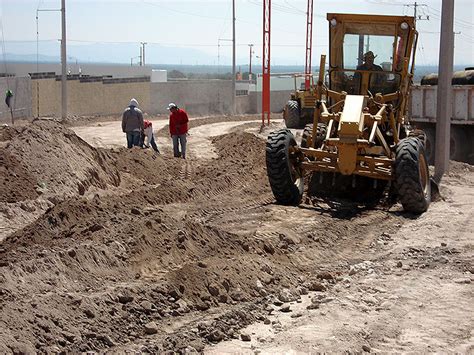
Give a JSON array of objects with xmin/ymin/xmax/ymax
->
[
  {"xmin": 208, "ymin": 166, "xmax": 474, "ymax": 353},
  {"xmin": 0, "ymin": 115, "xmax": 472, "ymax": 353}
]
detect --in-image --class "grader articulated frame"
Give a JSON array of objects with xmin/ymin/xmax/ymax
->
[{"xmin": 266, "ymin": 13, "xmax": 432, "ymax": 213}]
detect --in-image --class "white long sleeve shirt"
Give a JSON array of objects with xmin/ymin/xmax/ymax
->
[{"xmin": 144, "ymin": 125, "xmax": 154, "ymax": 146}]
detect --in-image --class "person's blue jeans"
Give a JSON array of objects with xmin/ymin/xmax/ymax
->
[
  {"xmin": 172, "ymin": 134, "xmax": 187, "ymax": 158},
  {"xmin": 149, "ymin": 135, "xmax": 160, "ymax": 153},
  {"xmin": 126, "ymin": 131, "xmax": 141, "ymax": 148}
]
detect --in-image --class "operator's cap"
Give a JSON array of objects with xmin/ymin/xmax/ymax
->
[
  {"xmin": 363, "ymin": 51, "xmax": 377, "ymax": 59},
  {"xmin": 167, "ymin": 103, "xmax": 178, "ymax": 110},
  {"xmin": 130, "ymin": 98, "xmax": 139, "ymax": 107}
]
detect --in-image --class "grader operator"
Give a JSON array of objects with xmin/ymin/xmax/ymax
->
[{"xmin": 266, "ymin": 13, "xmax": 432, "ymax": 213}]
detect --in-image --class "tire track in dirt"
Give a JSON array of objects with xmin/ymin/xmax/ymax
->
[
  {"xmin": 4, "ymin": 118, "xmax": 453, "ymax": 354},
  {"xmin": 178, "ymin": 159, "xmax": 195, "ymax": 181},
  {"xmin": 187, "ymin": 195, "xmax": 274, "ymax": 224}
]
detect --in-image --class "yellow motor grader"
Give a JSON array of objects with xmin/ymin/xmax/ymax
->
[{"xmin": 266, "ymin": 13, "xmax": 432, "ymax": 213}]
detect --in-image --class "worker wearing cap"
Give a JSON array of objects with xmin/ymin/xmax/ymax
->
[
  {"xmin": 357, "ymin": 51, "xmax": 383, "ymax": 72},
  {"xmin": 122, "ymin": 98, "xmax": 144, "ymax": 148},
  {"xmin": 355, "ymin": 51, "xmax": 384, "ymax": 88},
  {"xmin": 168, "ymin": 103, "xmax": 189, "ymax": 159}
]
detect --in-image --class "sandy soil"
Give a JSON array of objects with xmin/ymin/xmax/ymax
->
[
  {"xmin": 0, "ymin": 114, "xmax": 472, "ymax": 354},
  {"xmin": 208, "ymin": 168, "xmax": 474, "ymax": 354},
  {"xmin": 74, "ymin": 118, "xmax": 261, "ymax": 160}
]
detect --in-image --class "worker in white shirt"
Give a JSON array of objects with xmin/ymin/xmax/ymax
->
[{"xmin": 142, "ymin": 120, "xmax": 160, "ymax": 153}]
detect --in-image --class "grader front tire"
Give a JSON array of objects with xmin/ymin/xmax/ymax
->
[{"xmin": 266, "ymin": 129, "xmax": 303, "ymax": 206}]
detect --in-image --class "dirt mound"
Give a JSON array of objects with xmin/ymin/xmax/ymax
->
[
  {"xmin": 212, "ymin": 131, "xmax": 264, "ymax": 161},
  {"xmin": 0, "ymin": 126, "xmax": 308, "ymax": 353},
  {"xmin": 0, "ymin": 146, "xmax": 39, "ymax": 203},
  {"xmin": 1, "ymin": 120, "xmax": 120, "ymax": 203},
  {"xmin": 441, "ymin": 161, "xmax": 474, "ymax": 187},
  {"xmin": 2, "ymin": 117, "xmax": 471, "ymax": 353}
]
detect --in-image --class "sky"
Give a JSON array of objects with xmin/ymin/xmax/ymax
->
[{"xmin": 0, "ymin": 0, "xmax": 473, "ymax": 66}]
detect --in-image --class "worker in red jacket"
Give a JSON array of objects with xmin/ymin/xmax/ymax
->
[{"xmin": 168, "ymin": 103, "xmax": 189, "ymax": 159}]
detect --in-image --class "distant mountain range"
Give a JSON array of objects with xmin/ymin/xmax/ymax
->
[
  {"xmin": 3, "ymin": 40, "xmax": 235, "ymax": 66},
  {"xmin": 3, "ymin": 40, "xmax": 469, "ymax": 81}
]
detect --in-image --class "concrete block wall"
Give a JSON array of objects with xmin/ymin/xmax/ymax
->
[
  {"xmin": 32, "ymin": 78, "xmax": 150, "ymax": 117},
  {"xmin": 150, "ymin": 80, "xmax": 290, "ymax": 116},
  {"xmin": 251, "ymin": 90, "xmax": 292, "ymax": 114},
  {"xmin": 150, "ymin": 80, "xmax": 234, "ymax": 115},
  {"xmin": 0, "ymin": 77, "xmax": 32, "ymax": 124},
  {"xmin": 236, "ymin": 95, "xmax": 254, "ymax": 114},
  {"xmin": 25, "ymin": 76, "xmax": 292, "ymax": 119}
]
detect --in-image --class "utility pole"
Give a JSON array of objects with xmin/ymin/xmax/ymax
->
[
  {"xmin": 61, "ymin": 0, "xmax": 67, "ymax": 119},
  {"xmin": 139, "ymin": 44, "xmax": 143, "ymax": 66},
  {"xmin": 262, "ymin": 0, "xmax": 271, "ymax": 126},
  {"xmin": 304, "ymin": 0, "xmax": 313, "ymax": 90},
  {"xmin": 141, "ymin": 42, "xmax": 147, "ymax": 66},
  {"xmin": 232, "ymin": 0, "xmax": 236, "ymax": 114},
  {"xmin": 248, "ymin": 44, "xmax": 254, "ymax": 80},
  {"xmin": 434, "ymin": 0, "xmax": 454, "ymax": 182},
  {"xmin": 405, "ymin": 2, "xmax": 429, "ymax": 26}
]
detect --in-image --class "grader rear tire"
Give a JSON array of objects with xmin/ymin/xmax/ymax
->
[
  {"xmin": 284, "ymin": 100, "xmax": 301, "ymax": 129},
  {"xmin": 395, "ymin": 137, "xmax": 431, "ymax": 213},
  {"xmin": 301, "ymin": 123, "xmax": 327, "ymax": 148},
  {"xmin": 266, "ymin": 129, "xmax": 303, "ymax": 206}
]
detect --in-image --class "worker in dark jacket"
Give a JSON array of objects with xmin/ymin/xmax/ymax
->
[
  {"xmin": 122, "ymin": 98, "xmax": 144, "ymax": 148},
  {"xmin": 168, "ymin": 103, "xmax": 189, "ymax": 159}
]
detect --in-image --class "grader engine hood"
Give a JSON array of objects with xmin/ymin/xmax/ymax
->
[{"xmin": 337, "ymin": 95, "xmax": 366, "ymax": 175}]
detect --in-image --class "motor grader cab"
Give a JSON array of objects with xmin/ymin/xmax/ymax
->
[
  {"xmin": 283, "ymin": 74, "xmax": 319, "ymax": 128},
  {"xmin": 266, "ymin": 13, "xmax": 432, "ymax": 213}
]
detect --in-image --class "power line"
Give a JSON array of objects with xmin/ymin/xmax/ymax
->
[
  {"xmin": 141, "ymin": 0, "xmax": 226, "ymax": 20},
  {"xmin": 248, "ymin": 0, "xmax": 325, "ymax": 18},
  {"xmin": 366, "ymin": 0, "xmax": 473, "ymax": 30},
  {"xmin": 141, "ymin": 0, "xmax": 311, "ymax": 38},
  {"xmin": 364, "ymin": 0, "xmax": 405, "ymax": 6},
  {"xmin": 426, "ymin": 5, "xmax": 474, "ymax": 30},
  {"xmin": 404, "ymin": 2, "xmax": 429, "ymax": 26},
  {"xmin": 218, "ymin": 2, "xmax": 232, "ymax": 39},
  {"xmin": 426, "ymin": 4, "xmax": 473, "ymax": 25},
  {"xmin": 8, "ymin": 38, "xmax": 328, "ymax": 49},
  {"xmin": 283, "ymin": 0, "xmax": 306, "ymax": 14}
]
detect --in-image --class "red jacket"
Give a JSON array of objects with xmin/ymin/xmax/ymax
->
[
  {"xmin": 144, "ymin": 120, "xmax": 152, "ymax": 129},
  {"xmin": 169, "ymin": 108, "xmax": 189, "ymax": 136}
]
